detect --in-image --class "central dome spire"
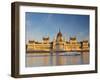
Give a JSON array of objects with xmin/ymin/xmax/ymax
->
[
  {"xmin": 57, "ymin": 28, "xmax": 62, "ymax": 37},
  {"xmin": 56, "ymin": 28, "xmax": 63, "ymax": 42}
]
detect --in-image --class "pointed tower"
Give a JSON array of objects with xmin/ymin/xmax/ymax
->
[
  {"xmin": 56, "ymin": 28, "xmax": 63, "ymax": 42},
  {"xmin": 55, "ymin": 28, "xmax": 64, "ymax": 51}
]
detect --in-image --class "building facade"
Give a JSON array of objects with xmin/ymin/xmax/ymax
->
[{"xmin": 26, "ymin": 30, "xmax": 89, "ymax": 52}]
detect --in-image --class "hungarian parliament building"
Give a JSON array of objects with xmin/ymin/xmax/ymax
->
[{"xmin": 26, "ymin": 30, "xmax": 89, "ymax": 52}]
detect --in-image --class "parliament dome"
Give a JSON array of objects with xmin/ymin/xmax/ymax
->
[
  {"xmin": 57, "ymin": 31, "xmax": 62, "ymax": 37},
  {"xmin": 56, "ymin": 29, "xmax": 63, "ymax": 42}
]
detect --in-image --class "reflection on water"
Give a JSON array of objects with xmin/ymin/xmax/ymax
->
[{"xmin": 26, "ymin": 52, "xmax": 89, "ymax": 67}]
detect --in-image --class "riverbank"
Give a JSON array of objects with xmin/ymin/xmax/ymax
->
[{"xmin": 26, "ymin": 50, "xmax": 89, "ymax": 53}]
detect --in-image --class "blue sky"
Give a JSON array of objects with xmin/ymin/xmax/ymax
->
[{"xmin": 25, "ymin": 12, "xmax": 89, "ymax": 43}]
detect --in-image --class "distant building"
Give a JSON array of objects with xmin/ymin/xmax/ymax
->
[{"xmin": 26, "ymin": 30, "xmax": 89, "ymax": 52}]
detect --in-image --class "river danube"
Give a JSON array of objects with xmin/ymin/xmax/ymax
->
[{"xmin": 26, "ymin": 52, "xmax": 89, "ymax": 67}]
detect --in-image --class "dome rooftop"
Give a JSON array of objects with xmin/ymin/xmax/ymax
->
[
  {"xmin": 43, "ymin": 36, "xmax": 49, "ymax": 40},
  {"xmin": 57, "ymin": 29, "xmax": 62, "ymax": 37}
]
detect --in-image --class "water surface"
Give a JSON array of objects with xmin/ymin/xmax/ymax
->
[{"xmin": 26, "ymin": 52, "xmax": 89, "ymax": 67}]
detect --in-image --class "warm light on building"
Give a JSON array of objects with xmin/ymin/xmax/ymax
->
[{"xmin": 26, "ymin": 30, "xmax": 89, "ymax": 52}]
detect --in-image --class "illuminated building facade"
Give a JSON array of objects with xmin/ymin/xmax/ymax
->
[{"xmin": 26, "ymin": 30, "xmax": 89, "ymax": 52}]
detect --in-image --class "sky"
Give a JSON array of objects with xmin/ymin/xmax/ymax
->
[{"xmin": 25, "ymin": 12, "xmax": 89, "ymax": 43}]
